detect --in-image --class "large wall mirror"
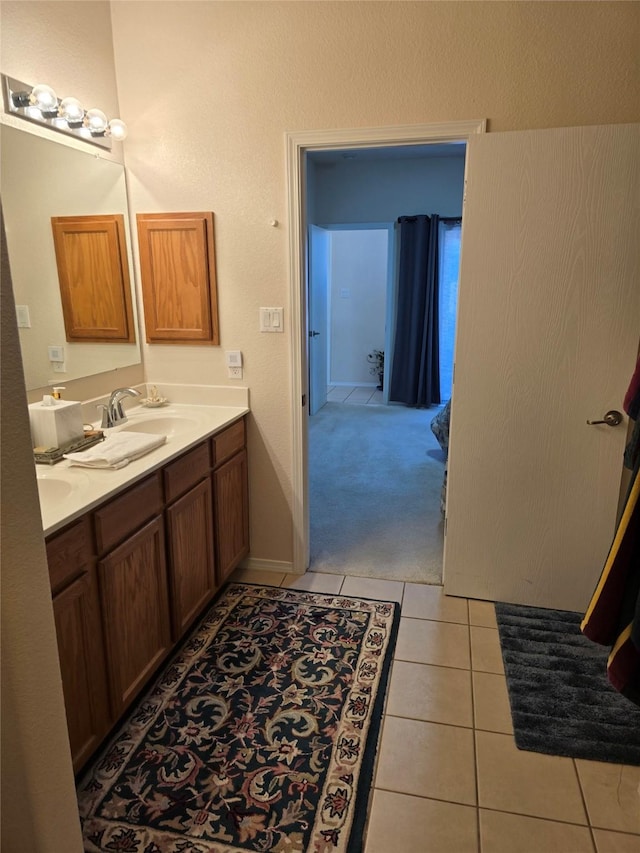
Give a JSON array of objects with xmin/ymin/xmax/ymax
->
[{"xmin": 1, "ymin": 124, "xmax": 141, "ymax": 390}]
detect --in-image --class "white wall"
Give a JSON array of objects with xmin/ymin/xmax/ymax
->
[
  {"xmin": 0, "ymin": 1, "xmax": 121, "ymax": 145},
  {"xmin": 109, "ymin": 0, "xmax": 640, "ymax": 568},
  {"xmin": 329, "ymin": 230, "xmax": 388, "ymax": 385},
  {"xmin": 312, "ymin": 155, "xmax": 465, "ymax": 224}
]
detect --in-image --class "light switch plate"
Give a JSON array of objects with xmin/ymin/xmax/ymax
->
[
  {"xmin": 16, "ymin": 305, "xmax": 31, "ymax": 327},
  {"xmin": 260, "ymin": 307, "xmax": 284, "ymax": 332}
]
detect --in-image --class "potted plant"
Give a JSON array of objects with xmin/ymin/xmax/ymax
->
[{"xmin": 367, "ymin": 349, "xmax": 384, "ymax": 390}]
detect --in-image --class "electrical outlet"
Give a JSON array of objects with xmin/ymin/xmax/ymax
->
[
  {"xmin": 52, "ymin": 361, "xmax": 67, "ymax": 373},
  {"xmin": 228, "ymin": 366, "xmax": 243, "ymax": 379}
]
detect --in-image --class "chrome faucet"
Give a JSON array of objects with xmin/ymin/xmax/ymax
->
[{"xmin": 98, "ymin": 387, "xmax": 142, "ymax": 429}]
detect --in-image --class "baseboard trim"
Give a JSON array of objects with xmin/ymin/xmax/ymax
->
[{"xmin": 239, "ymin": 557, "xmax": 300, "ymax": 575}]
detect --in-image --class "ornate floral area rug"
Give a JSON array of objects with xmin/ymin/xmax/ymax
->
[{"xmin": 78, "ymin": 583, "xmax": 400, "ymax": 852}]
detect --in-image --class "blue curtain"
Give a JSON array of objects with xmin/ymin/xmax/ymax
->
[{"xmin": 390, "ymin": 215, "xmax": 441, "ymax": 407}]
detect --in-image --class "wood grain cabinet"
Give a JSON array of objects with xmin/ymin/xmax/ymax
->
[
  {"xmin": 164, "ymin": 443, "xmax": 216, "ymax": 640},
  {"xmin": 51, "ymin": 214, "xmax": 135, "ymax": 343},
  {"xmin": 95, "ymin": 474, "xmax": 171, "ymax": 717},
  {"xmin": 98, "ymin": 517, "xmax": 172, "ymax": 716},
  {"xmin": 46, "ymin": 517, "xmax": 111, "ymax": 773},
  {"xmin": 44, "ymin": 416, "xmax": 248, "ymax": 771},
  {"xmin": 212, "ymin": 419, "xmax": 249, "ymax": 583},
  {"xmin": 136, "ymin": 212, "xmax": 219, "ymax": 345}
]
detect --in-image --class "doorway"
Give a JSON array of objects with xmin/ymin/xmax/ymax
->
[
  {"xmin": 290, "ymin": 120, "xmax": 639, "ymax": 609},
  {"xmin": 304, "ymin": 144, "xmax": 468, "ymax": 582},
  {"xmin": 307, "ymin": 220, "xmax": 461, "ymax": 584},
  {"xmin": 285, "ymin": 120, "xmax": 486, "ymax": 575}
]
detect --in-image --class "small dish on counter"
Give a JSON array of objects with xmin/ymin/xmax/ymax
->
[{"xmin": 142, "ymin": 385, "xmax": 169, "ymax": 407}]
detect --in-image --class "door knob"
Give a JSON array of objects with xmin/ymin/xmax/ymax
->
[
  {"xmin": 309, "ymin": 330, "xmax": 320, "ymax": 337},
  {"xmin": 586, "ymin": 410, "xmax": 623, "ymax": 427}
]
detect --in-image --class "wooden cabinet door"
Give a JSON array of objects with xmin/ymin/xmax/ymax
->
[
  {"xmin": 166, "ymin": 478, "xmax": 216, "ymax": 639},
  {"xmin": 136, "ymin": 212, "xmax": 219, "ymax": 344},
  {"xmin": 213, "ymin": 449, "xmax": 249, "ymax": 583},
  {"xmin": 98, "ymin": 516, "xmax": 172, "ymax": 716},
  {"xmin": 50, "ymin": 214, "xmax": 135, "ymax": 342},
  {"xmin": 52, "ymin": 566, "xmax": 112, "ymax": 772}
]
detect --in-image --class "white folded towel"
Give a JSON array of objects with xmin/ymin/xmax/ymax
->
[{"xmin": 64, "ymin": 431, "xmax": 167, "ymax": 469}]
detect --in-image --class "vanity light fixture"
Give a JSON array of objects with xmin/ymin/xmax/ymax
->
[{"xmin": 1, "ymin": 74, "xmax": 127, "ymax": 150}]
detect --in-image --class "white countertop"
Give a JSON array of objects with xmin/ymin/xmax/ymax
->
[{"xmin": 36, "ymin": 402, "xmax": 249, "ymax": 538}]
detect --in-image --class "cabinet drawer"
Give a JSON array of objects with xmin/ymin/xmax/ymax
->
[
  {"xmin": 46, "ymin": 516, "xmax": 93, "ymax": 594},
  {"xmin": 94, "ymin": 473, "xmax": 163, "ymax": 554},
  {"xmin": 211, "ymin": 418, "xmax": 245, "ymax": 467},
  {"xmin": 164, "ymin": 441, "xmax": 210, "ymax": 503}
]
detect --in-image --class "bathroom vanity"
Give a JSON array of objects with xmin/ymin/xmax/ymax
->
[{"xmin": 39, "ymin": 402, "xmax": 249, "ymax": 772}]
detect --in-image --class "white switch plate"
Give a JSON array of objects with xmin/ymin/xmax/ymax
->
[
  {"xmin": 260, "ymin": 307, "xmax": 284, "ymax": 332},
  {"xmin": 16, "ymin": 305, "xmax": 31, "ymax": 327},
  {"xmin": 228, "ymin": 366, "xmax": 243, "ymax": 379},
  {"xmin": 225, "ymin": 350, "xmax": 242, "ymax": 367},
  {"xmin": 48, "ymin": 345, "xmax": 64, "ymax": 362}
]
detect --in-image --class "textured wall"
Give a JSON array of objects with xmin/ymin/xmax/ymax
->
[
  {"xmin": 110, "ymin": 0, "xmax": 640, "ymax": 564},
  {"xmin": 0, "ymin": 0, "xmax": 120, "ymax": 123},
  {"xmin": 0, "ymin": 5, "xmax": 124, "ymax": 845},
  {"xmin": 1, "ymin": 213, "xmax": 83, "ymax": 851}
]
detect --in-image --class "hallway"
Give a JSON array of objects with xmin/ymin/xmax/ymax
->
[{"xmin": 309, "ymin": 388, "xmax": 446, "ymax": 584}]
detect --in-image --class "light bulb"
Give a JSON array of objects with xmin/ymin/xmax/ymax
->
[
  {"xmin": 59, "ymin": 96, "xmax": 84, "ymax": 125},
  {"xmin": 30, "ymin": 84, "xmax": 58, "ymax": 113},
  {"xmin": 84, "ymin": 108, "xmax": 108, "ymax": 134},
  {"xmin": 107, "ymin": 118, "xmax": 128, "ymax": 141}
]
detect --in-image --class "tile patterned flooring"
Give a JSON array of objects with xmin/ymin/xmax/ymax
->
[
  {"xmin": 326, "ymin": 384, "xmax": 384, "ymax": 405},
  {"xmin": 230, "ymin": 567, "xmax": 640, "ymax": 853}
]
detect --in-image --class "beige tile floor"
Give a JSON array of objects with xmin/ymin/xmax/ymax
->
[
  {"xmin": 326, "ymin": 384, "xmax": 384, "ymax": 405},
  {"xmin": 231, "ymin": 567, "xmax": 640, "ymax": 853}
]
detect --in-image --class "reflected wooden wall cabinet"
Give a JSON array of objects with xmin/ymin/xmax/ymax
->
[
  {"xmin": 51, "ymin": 214, "xmax": 135, "ymax": 343},
  {"xmin": 136, "ymin": 211, "xmax": 220, "ymax": 345}
]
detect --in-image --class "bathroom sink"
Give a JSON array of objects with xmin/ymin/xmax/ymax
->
[
  {"xmin": 36, "ymin": 469, "xmax": 90, "ymax": 502},
  {"xmin": 119, "ymin": 415, "xmax": 199, "ymax": 438}
]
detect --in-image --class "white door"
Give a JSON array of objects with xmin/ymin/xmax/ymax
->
[
  {"xmin": 444, "ymin": 123, "xmax": 640, "ymax": 613},
  {"xmin": 308, "ymin": 225, "xmax": 329, "ymax": 415}
]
